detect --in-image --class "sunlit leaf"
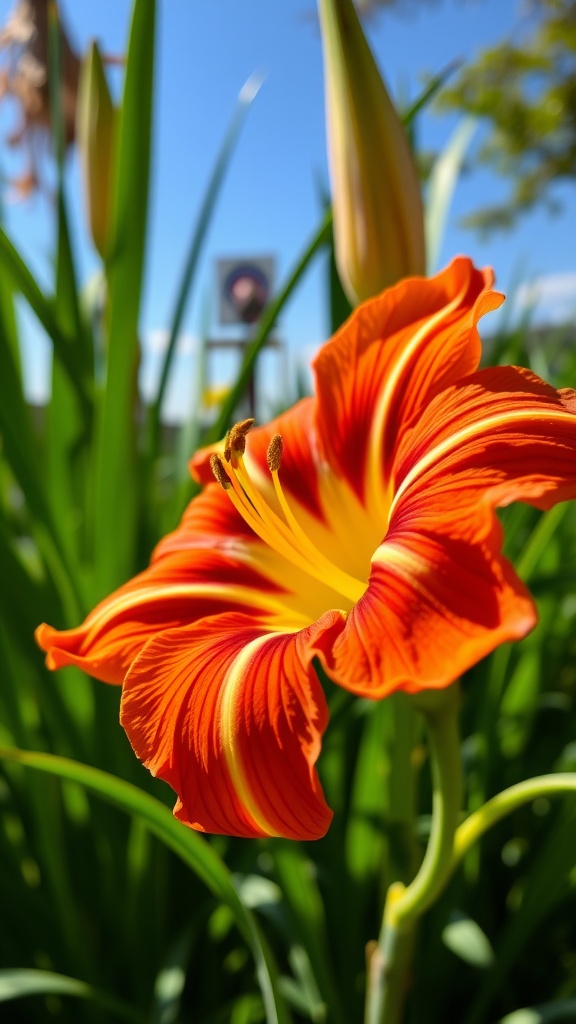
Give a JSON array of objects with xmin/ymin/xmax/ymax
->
[
  {"xmin": 442, "ymin": 911, "xmax": 495, "ymax": 968},
  {"xmin": 0, "ymin": 968, "xmax": 143, "ymax": 1022},
  {"xmin": 425, "ymin": 117, "xmax": 476, "ymax": 272},
  {"xmin": 499, "ymin": 1000, "xmax": 576, "ymax": 1024}
]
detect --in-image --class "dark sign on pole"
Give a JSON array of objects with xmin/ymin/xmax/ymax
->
[{"xmin": 217, "ymin": 256, "xmax": 275, "ymax": 325}]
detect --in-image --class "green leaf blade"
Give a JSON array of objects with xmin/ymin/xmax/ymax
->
[
  {"xmin": 0, "ymin": 748, "xmax": 291, "ymax": 1024},
  {"xmin": 94, "ymin": 0, "xmax": 156, "ymax": 597}
]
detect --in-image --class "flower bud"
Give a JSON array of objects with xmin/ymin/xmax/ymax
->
[
  {"xmin": 76, "ymin": 40, "xmax": 116, "ymax": 258},
  {"xmin": 318, "ymin": 0, "xmax": 426, "ymax": 303}
]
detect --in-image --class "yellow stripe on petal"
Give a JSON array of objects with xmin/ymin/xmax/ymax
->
[
  {"xmin": 371, "ymin": 541, "xmax": 438, "ymax": 606},
  {"xmin": 366, "ymin": 273, "xmax": 471, "ymax": 524},
  {"xmin": 219, "ymin": 631, "xmax": 297, "ymax": 838},
  {"xmin": 390, "ymin": 407, "xmax": 576, "ymax": 518},
  {"xmin": 82, "ymin": 583, "xmax": 312, "ymax": 635}
]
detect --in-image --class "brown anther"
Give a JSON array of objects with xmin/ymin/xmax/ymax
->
[
  {"xmin": 266, "ymin": 434, "xmax": 283, "ymax": 473},
  {"xmin": 223, "ymin": 429, "xmax": 232, "ymax": 463},
  {"xmin": 210, "ymin": 453, "xmax": 231, "ymax": 490},
  {"xmin": 230, "ymin": 417, "xmax": 254, "ymax": 446},
  {"xmin": 226, "ymin": 417, "xmax": 255, "ymax": 465}
]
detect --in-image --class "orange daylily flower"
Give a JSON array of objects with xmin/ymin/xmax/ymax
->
[{"xmin": 36, "ymin": 257, "xmax": 576, "ymax": 841}]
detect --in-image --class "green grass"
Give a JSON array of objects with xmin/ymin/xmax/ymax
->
[{"xmin": 1, "ymin": 2, "xmax": 575, "ymax": 1022}]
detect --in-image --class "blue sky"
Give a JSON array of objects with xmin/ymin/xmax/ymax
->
[{"xmin": 1, "ymin": 0, "xmax": 575, "ymax": 420}]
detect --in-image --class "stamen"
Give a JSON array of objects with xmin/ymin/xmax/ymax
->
[
  {"xmin": 215, "ymin": 423, "xmax": 366, "ymax": 605},
  {"xmin": 210, "ymin": 453, "xmax": 232, "ymax": 490},
  {"xmin": 266, "ymin": 434, "xmax": 283, "ymax": 473},
  {"xmin": 269, "ymin": 463, "xmax": 365, "ymax": 602},
  {"xmin": 226, "ymin": 418, "xmax": 254, "ymax": 467}
]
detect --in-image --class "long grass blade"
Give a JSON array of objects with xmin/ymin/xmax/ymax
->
[
  {"xmin": 0, "ymin": 228, "xmax": 92, "ymax": 410},
  {"xmin": 402, "ymin": 60, "xmax": 461, "ymax": 128},
  {"xmin": 148, "ymin": 74, "xmax": 264, "ymax": 446},
  {"xmin": 0, "ymin": 968, "xmax": 145, "ymax": 1023},
  {"xmin": 0, "ymin": 234, "xmax": 20, "ymax": 371},
  {"xmin": 46, "ymin": 5, "xmax": 95, "ymax": 589},
  {"xmin": 93, "ymin": 0, "xmax": 156, "ymax": 597},
  {"xmin": 425, "ymin": 117, "xmax": 476, "ymax": 272},
  {"xmin": 272, "ymin": 843, "xmax": 346, "ymax": 1024},
  {"xmin": 0, "ymin": 748, "xmax": 291, "ymax": 1024},
  {"xmin": 0, "ymin": 325, "xmax": 84, "ymax": 621}
]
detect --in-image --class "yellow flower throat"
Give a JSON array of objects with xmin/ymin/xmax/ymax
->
[{"xmin": 210, "ymin": 419, "xmax": 365, "ymax": 604}]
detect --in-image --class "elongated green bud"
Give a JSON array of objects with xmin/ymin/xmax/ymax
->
[
  {"xmin": 76, "ymin": 40, "xmax": 116, "ymax": 259},
  {"xmin": 318, "ymin": 0, "xmax": 426, "ymax": 303}
]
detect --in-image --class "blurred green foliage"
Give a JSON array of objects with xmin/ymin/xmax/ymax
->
[
  {"xmin": 0, "ymin": 1, "xmax": 575, "ymax": 1023},
  {"xmin": 438, "ymin": 0, "xmax": 576, "ymax": 232},
  {"xmin": 360, "ymin": 0, "xmax": 576, "ymax": 234}
]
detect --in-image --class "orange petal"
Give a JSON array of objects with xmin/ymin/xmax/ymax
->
[
  {"xmin": 35, "ymin": 550, "xmax": 273, "ymax": 684},
  {"xmin": 35, "ymin": 480, "xmax": 292, "ymax": 684},
  {"xmin": 313, "ymin": 257, "xmax": 502, "ymax": 514},
  {"xmin": 391, "ymin": 365, "xmax": 576, "ymax": 527},
  {"xmin": 157, "ymin": 480, "xmax": 256, "ymax": 553},
  {"xmin": 121, "ymin": 611, "xmax": 344, "ymax": 840},
  {"xmin": 323, "ymin": 364, "xmax": 576, "ymax": 699},
  {"xmin": 36, "ymin": 478, "xmax": 346, "ymax": 684},
  {"xmin": 323, "ymin": 533, "xmax": 536, "ymax": 699}
]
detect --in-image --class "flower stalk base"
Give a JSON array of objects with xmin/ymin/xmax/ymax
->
[{"xmin": 365, "ymin": 684, "xmax": 463, "ymax": 1024}]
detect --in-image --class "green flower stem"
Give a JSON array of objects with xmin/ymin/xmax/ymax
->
[
  {"xmin": 365, "ymin": 909, "xmax": 416, "ymax": 1024},
  {"xmin": 453, "ymin": 773, "xmax": 576, "ymax": 866},
  {"xmin": 391, "ymin": 687, "xmax": 462, "ymax": 925},
  {"xmin": 365, "ymin": 684, "xmax": 463, "ymax": 1024}
]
